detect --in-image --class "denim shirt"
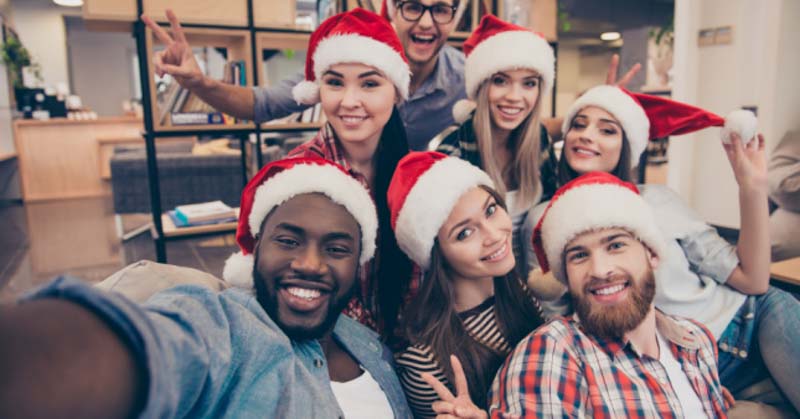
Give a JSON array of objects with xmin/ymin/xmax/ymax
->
[
  {"xmin": 27, "ymin": 277, "xmax": 411, "ymax": 419},
  {"xmin": 252, "ymin": 45, "xmax": 466, "ymax": 151}
]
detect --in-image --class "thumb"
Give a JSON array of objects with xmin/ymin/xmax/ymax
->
[{"xmin": 455, "ymin": 405, "xmax": 487, "ymax": 419}]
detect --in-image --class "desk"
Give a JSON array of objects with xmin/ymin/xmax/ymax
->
[
  {"xmin": 771, "ymin": 257, "xmax": 800, "ymax": 288},
  {"xmin": 13, "ymin": 117, "xmax": 143, "ymax": 201}
]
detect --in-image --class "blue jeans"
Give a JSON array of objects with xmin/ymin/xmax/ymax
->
[{"xmin": 717, "ymin": 286, "xmax": 800, "ymax": 412}]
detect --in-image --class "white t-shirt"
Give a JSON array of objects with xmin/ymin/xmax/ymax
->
[
  {"xmin": 657, "ymin": 331, "xmax": 708, "ymax": 418},
  {"xmin": 330, "ymin": 367, "xmax": 394, "ymax": 419}
]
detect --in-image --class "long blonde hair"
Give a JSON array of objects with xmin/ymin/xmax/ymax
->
[{"xmin": 472, "ymin": 77, "xmax": 544, "ymax": 210}]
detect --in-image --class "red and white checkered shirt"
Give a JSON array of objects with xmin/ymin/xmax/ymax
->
[
  {"xmin": 287, "ymin": 125, "xmax": 420, "ymax": 335},
  {"xmin": 489, "ymin": 311, "xmax": 727, "ymax": 419}
]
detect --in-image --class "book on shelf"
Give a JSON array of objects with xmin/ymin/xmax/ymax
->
[
  {"xmin": 170, "ymin": 112, "xmax": 226, "ymax": 125},
  {"xmin": 174, "ymin": 200, "xmax": 237, "ymax": 224},
  {"xmin": 262, "ymin": 103, "xmax": 324, "ymax": 126},
  {"xmin": 167, "ymin": 210, "xmax": 237, "ymax": 228}
]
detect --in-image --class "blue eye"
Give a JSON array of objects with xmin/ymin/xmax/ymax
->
[
  {"xmin": 456, "ymin": 228, "xmax": 474, "ymax": 241},
  {"xmin": 324, "ymin": 77, "xmax": 343, "ymax": 87},
  {"xmin": 567, "ymin": 251, "xmax": 588, "ymax": 262},
  {"xmin": 492, "ymin": 76, "xmax": 507, "ymax": 86},
  {"xmin": 486, "ymin": 203, "xmax": 497, "ymax": 217},
  {"xmin": 608, "ymin": 241, "xmax": 626, "ymax": 251},
  {"xmin": 524, "ymin": 79, "xmax": 539, "ymax": 88}
]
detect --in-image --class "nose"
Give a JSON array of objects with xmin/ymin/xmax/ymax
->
[
  {"xmin": 290, "ymin": 245, "xmax": 328, "ymax": 276},
  {"xmin": 340, "ymin": 86, "xmax": 360, "ymax": 108},
  {"xmin": 588, "ymin": 253, "xmax": 615, "ymax": 280},
  {"xmin": 417, "ymin": 7, "xmax": 434, "ymax": 27},
  {"xmin": 505, "ymin": 82, "xmax": 523, "ymax": 101},
  {"xmin": 482, "ymin": 220, "xmax": 506, "ymax": 247}
]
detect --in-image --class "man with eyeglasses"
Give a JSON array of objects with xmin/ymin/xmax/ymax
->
[{"xmin": 143, "ymin": 4, "xmax": 637, "ymax": 151}]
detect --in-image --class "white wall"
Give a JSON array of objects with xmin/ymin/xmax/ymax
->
[
  {"xmin": 10, "ymin": 0, "xmax": 78, "ymax": 89},
  {"xmin": 670, "ymin": 0, "xmax": 799, "ymax": 228},
  {"xmin": 555, "ymin": 40, "xmax": 615, "ymax": 117}
]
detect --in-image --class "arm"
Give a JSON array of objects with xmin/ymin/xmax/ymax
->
[
  {"xmin": 724, "ymin": 133, "xmax": 770, "ymax": 295},
  {"xmin": 142, "ymin": 10, "xmax": 308, "ymax": 122},
  {"xmin": 0, "ymin": 299, "xmax": 144, "ymax": 418}
]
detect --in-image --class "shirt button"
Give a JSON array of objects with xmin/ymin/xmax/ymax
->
[
  {"xmin": 745, "ymin": 312, "xmax": 755, "ymax": 320},
  {"xmin": 314, "ymin": 359, "xmax": 324, "ymax": 368},
  {"xmin": 739, "ymin": 350, "xmax": 748, "ymax": 359},
  {"xmin": 719, "ymin": 342, "xmax": 729, "ymax": 351}
]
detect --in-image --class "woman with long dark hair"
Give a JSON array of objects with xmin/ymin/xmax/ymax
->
[
  {"xmin": 388, "ymin": 151, "xmax": 544, "ymax": 418},
  {"xmin": 262, "ymin": 9, "xmax": 413, "ymax": 339}
]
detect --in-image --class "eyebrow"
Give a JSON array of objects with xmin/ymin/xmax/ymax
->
[
  {"xmin": 574, "ymin": 114, "xmax": 622, "ymax": 129},
  {"xmin": 564, "ymin": 232, "xmax": 632, "ymax": 254},
  {"xmin": 321, "ymin": 69, "xmax": 384, "ymax": 79},
  {"xmin": 447, "ymin": 194, "xmax": 493, "ymax": 239}
]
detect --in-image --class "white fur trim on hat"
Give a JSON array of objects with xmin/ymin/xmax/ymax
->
[
  {"xmin": 248, "ymin": 163, "xmax": 378, "ymax": 266},
  {"xmin": 385, "ymin": 0, "xmax": 469, "ymax": 25},
  {"xmin": 452, "ymin": 99, "xmax": 476, "ymax": 124},
  {"xmin": 312, "ymin": 34, "xmax": 410, "ymax": 101},
  {"xmin": 292, "ymin": 80, "xmax": 321, "ymax": 105},
  {"xmin": 465, "ymin": 31, "xmax": 555, "ymax": 99},
  {"xmin": 561, "ymin": 85, "xmax": 650, "ymax": 166},
  {"xmin": 540, "ymin": 183, "xmax": 667, "ymax": 283},
  {"xmin": 222, "ymin": 251, "xmax": 255, "ymax": 290},
  {"xmin": 394, "ymin": 157, "xmax": 494, "ymax": 268},
  {"xmin": 721, "ymin": 109, "xmax": 757, "ymax": 146}
]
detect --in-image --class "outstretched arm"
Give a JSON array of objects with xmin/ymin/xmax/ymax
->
[
  {"xmin": 0, "ymin": 299, "xmax": 144, "ymax": 418},
  {"xmin": 724, "ymin": 133, "xmax": 771, "ymax": 294}
]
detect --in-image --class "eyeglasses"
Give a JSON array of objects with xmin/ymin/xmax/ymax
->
[{"xmin": 397, "ymin": 1, "xmax": 457, "ymax": 24}]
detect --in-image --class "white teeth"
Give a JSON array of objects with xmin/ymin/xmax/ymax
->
[
  {"xmin": 484, "ymin": 243, "xmax": 507, "ymax": 261},
  {"xmin": 412, "ymin": 34, "xmax": 435, "ymax": 43},
  {"xmin": 575, "ymin": 148, "xmax": 597, "ymax": 156},
  {"xmin": 286, "ymin": 287, "xmax": 321, "ymax": 300},
  {"xmin": 499, "ymin": 106, "xmax": 522, "ymax": 115},
  {"xmin": 593, "ymin": 284, "xmax": 625, "ymax": 296},
  {"xmin": 341, "ymin": 116, "xmax": 366, "ymax": 123}
]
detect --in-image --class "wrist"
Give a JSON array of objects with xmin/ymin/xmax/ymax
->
[{"xmin": 738, "ymin": 176, "xmax": 768, "ymax": 195}]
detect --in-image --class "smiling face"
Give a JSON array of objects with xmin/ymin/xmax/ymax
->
[
  {"xmin": 253, "ymin": 193, "xmax": 361, "ymax": 341},
  {"xmin": 320, "ymin": 63, "xmax": 398, "ymax": 148},
  {"xmin": 486, "ymin": 69, "xmax": 541, "ymax": 136},
  {"xmin": 436, "ymin": 186, "xmax": 515, "ymax": 282},
  {"xmin": 564, "ymin": 106, "xmax": 625, "ymax": 175},
  {"xmin": 564, "ymin": 228, "xmax": 658, "ymax": 340},
  {"xmin": 392, "ymin": 0, "xmax": 459, "ymax": 67}
]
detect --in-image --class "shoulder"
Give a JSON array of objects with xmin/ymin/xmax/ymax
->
[
  {"xmin": 440, "ymin": 45, "xmax": 465, "ymax": 72},
  {"xmin": 286, "ymin": 135, "xmax": 325, "ymax": 158},
  {"xmin": 396, "ymin": 343, "xmax": 438, "ymax": 369},
  {"xmin": 335, "ymin": 314, "xmax": 381, "ymax": 342},
  {"xmin": 511, "ymin": 317, "xmax": 577, "ymax": 358},
  {"xmin": 637, "ymin": 184, "xmax": 687, "ymax": 207}
]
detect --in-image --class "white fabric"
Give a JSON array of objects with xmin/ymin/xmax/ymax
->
[
  {"xmin": 640, "ymin": 184, "xmax": 745, "ymax": 339},
  {"xmin": 657, "ymin": 331, "xmax": 708, "ymax": 418},
  {"xmin": 330, "ymin": 367, "xmax": 394, "ymax": 419}
]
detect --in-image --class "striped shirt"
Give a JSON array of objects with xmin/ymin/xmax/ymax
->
[
  {"xmin": 395, "ymin": 297, "xmax": 513, "ymax": 418},
  {"xmin": 489, "ymin": 311, "xmax": 727, "ymax": 419}
]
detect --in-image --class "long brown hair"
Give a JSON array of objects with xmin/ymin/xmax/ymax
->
[
  {"xmin": 472, "ymin": 76, "xmax": 544, "ymax": 210},
  {"xmin": 403, "ymin": 186, "xmax": 544, "ymax": 409}
]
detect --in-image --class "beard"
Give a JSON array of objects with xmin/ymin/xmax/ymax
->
[
  {"xmin": 253, "ymin": 261, "xmax": 357, "ymax": 342},
  {"xmin": 572, "ymin": 268, "xmax": 656, "ymax": 340}
]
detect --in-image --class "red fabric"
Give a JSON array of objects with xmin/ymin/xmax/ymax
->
[
  {"xmin": 531, "ymin": 172, "xmax": 640, "ymax": 273},
  {"xmin": 622, "ymin": 88, "xmax": 725, "ymax": 140},
  {"xmin": 304, "ymin": 8, "xmax": 408, "ymax": 82},
  {"xmin": 387, "ymin": 151, "xmax": 449, "ymax": 229},
  {"xmin": 379, "ymin": 0, "xmax": 392, "ymax": 21},
  {"xmin": 234, "ymin": 156, "xmax": 352, "ymax": 256},
  {"xmin": 462, "ymin": 14, "xmax": 545, "ymax": 57}
]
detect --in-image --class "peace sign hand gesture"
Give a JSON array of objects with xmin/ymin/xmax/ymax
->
[
  {"xmin": 141, "ymin": 9, "xmax": 207, "ymax": 91},
  {"xmin": 421, "ymin": 355, "xmax": 489, "ymax": 419}
]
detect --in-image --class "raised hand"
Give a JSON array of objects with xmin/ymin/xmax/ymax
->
[
  {"xmin": 141, "ymin": 9, "xmax": 206, "ymax": 91},
  {"xmin": 605, "ymin": 54, "xmax": 642, "ymax": 88},
  {"xmin": 421, "ymin": 355, "xmax": 488, "ymax": 419},
  {"xmin": 723, "ymin": 132, "xmax": 767, "ymax": 191}
]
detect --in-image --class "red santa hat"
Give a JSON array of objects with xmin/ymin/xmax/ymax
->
[
  {"xmin": 223, "ymin": 157, "xmax": 378, "ymax": 289},
  {"xmin": 292, "ymin": 8, "xmax": 411, "ymax": 105},
  {"xmin": 388, "ymin": 151, "xmax": 494, "ymax": 268},
  {"xmin": 561, "ymin": 85, "xmax": 758, "ymax": 166},
  {"xmin": 529, "ymin": 172, "xmax": 667, "ymax": 288},
  {"xmin": 452, "ymin": 14, "xmax": 555, "ymax": 123},
  {"xmin": 380, "ymin": 0, "xmax": 469, "ymax": 25}
]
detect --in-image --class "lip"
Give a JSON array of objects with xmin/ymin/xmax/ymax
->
[
  {"xmin": 409, "ymin": 32, "xmax": 438, "ymax": 50},
  {"xmin": 495, "ymin": 105, "xmax": 526, "ymax": 121},
  {"xmin": 587, "ymin": 280, "xmax": 629, "ymax": 304},
  {"xmin": 571, "ymin": 146, "xmax": 601, "ymax": 158},
  {"xmin": 480, "ymin": 238, "xmax": 511, "ymax": 262},
  {"xmin": 337, "ymin": 115, "xmax": 369, "ymax": 128},
  {"xmin": 279, "ymin": 286, "xmax": 330, "ymax": 313}
]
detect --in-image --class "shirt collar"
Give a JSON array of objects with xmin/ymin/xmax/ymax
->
[{"xmin": 412, "ymin": 46, "xmax": 454, "ymax": 98}]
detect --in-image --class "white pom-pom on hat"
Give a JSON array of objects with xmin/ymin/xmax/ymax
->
[
  {"xmin": 222, "ymin": 251, "xmax": 255, "ymax": 290},
  {"xmin": 721, "ymin": 110, "xmax": 758, "ymax": 145},
  {"xmin": 292, "ymin": 81, "xmax": 321, "ymax": 106},
  {"xmin": 452, "ymin": 99, "xmax": 477, "ymax": 124}
]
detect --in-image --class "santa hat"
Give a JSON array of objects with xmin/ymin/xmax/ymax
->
[
  {"xmin": 223, "ymin": 157, "xmax": 378, "ymax": 289},
  {"xmin": 453, "ymin": 14, "xmax": 554, "ymax": 123},
  {"xmin": 528, "ymin": 172, "xmax": 667, "ymax": 288},
  {"xmin": 388, "ymin": 151, "xmax": 494, "ymax": 268},
  {"xmin": 380, "ymin": 0, "xmax": 469, "ymax": 25},
  {"xmin": 292, "ymin": 8, "xmax": 411, "ymax": 105},
  {"xmin": 561, "ymin": 85, "xmax": 758, "ymax": 166}
]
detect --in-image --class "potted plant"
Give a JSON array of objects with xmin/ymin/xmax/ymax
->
[{"xmin": 1, "ymin": 35, "xmax": 42, "ymax": 88}]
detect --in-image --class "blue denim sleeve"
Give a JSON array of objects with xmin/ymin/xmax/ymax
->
[
  {"xmin": 252, "ymin": 71, "xmax": 311, "ymax": 123},
  {"xmin": 23, "ymin": 276, "xmax": 246, "ymax": 418}
]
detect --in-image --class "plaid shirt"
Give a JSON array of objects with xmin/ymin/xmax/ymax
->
[
  {"xmin": 287, "ymin": 125, "xmax": 420, "ymax": 336},
  {"xmin": 489, "ymin": 311, "xmax": 727, "ymax": 419}
]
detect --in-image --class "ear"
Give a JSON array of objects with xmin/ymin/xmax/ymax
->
[{"xmin": 645, "ymin": 247, "xmax": 660, "ymax": 271}]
